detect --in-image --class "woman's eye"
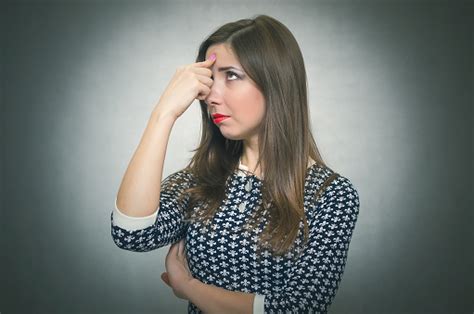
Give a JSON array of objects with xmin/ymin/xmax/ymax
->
[{"xmin": 226, "ymin": 71, "xmax": 240, "ymax": 80}]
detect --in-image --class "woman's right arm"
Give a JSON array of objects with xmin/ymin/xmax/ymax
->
[
  {"xmin": 116, "ymin": 54, "xmax": 216, "ymax": 218},
  {"xmin": 110, "ymin": 54, "xmax": 216, "ymax": 252},
  {"xmin": 115, "ymin": 111, "xmax": 177, "ymax": 218}
]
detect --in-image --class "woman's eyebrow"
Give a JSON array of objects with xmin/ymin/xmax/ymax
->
[{"xmin": 217, "ymin": 66, "xmax": 242, "ymax": 72}]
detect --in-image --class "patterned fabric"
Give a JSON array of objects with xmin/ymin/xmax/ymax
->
[{"xmin": 111, "ymin": 163, "xmax": 360, "ymax": 313}]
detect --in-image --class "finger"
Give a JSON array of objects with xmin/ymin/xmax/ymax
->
[
  {"xmin": 173, "ymin": 241, "xmax": 180, "ymax": 257},
  {"xmin": 195, "ymin": 74, "xmax": 213, "ymax": 88},
  {"xmin": 195, "ymin": 75, "xmax": 213, "ymax": 101},
  {"xmin": 196, "ymin": 55, "xmax": 216, "ymax": 67},
  {"xmin": 197, "ymin": 85, "xmax": 211, "ymax": 101},
  {"xmin": 161, "ymin": 272, "xmax": 171, "ymax": 287},
  {"xmin": 166, "ymin": 242, "xmax": 176, "ymax": 258},
  {"xmin": 177, "ymin": 238, "xmax": 185, "ymax": 258},
  {"xmin": 176, "ymin": 239, "xmax": 181, "ymax": 258},
  {"xmin": 168, "ymin": 242, "xmax": 178, "ymax": 258},
  {"xmin": 193, "ymin": 67, "xmax": 213, "ymax": 77}
]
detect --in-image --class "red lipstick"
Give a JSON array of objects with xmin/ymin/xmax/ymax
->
[{"xmin": 211, "ymin": 113, "xmax": 230, "ymax": 124}]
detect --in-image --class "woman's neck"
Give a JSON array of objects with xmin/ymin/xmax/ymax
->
[
  {"xmin": 239, "ymin": 156, "xmax": 317, "ymax": 179},
  {"xmin": 239, "ymin": 157, "xmax": 263, "ymax": 179},
  {"xmin": 240, "ymin": 139, "xmax": 261, "ymax": 177}
]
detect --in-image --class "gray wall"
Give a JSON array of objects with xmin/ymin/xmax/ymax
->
[{"xmin": 1, "ymin": 1, "xmax": 472, "ymax": 313}]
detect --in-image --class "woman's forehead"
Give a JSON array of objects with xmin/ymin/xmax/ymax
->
[{"xmin": 206, "ymin": 43, "xmax": 235, "ymax": 59}]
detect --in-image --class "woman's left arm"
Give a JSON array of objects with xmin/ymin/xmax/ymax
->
[
  {"xmin": 162, "ymin": 175, "xmax": 360, "ymax": 313},
  {"xmin": 261, "ymin": 175, "xmax": 361, "ymax": 313},
  {"xmin": 162, "ymin": 238, "xmax": 256, "ymax": 314},
  {"xmin": 186, "ymin": 279, "xmax": 255, "ymax": 314}
]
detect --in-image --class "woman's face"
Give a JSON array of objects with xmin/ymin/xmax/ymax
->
[{"xmin": 205, "ymin": 43, "xmax": 266, "ymax": 142}]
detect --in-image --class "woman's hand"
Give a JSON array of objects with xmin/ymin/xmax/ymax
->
[
  {"xmin": 161, "ymin": 238, "xmax": 195, "ymax": 300},
  {"xmin": 154, "ymin": 54, "xmax": 216, "ymax": 120}
]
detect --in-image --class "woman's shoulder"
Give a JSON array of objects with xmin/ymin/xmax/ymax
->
[
  {"xmin": 305, "ymin": 163, "xmax": 360, "ymax": 215},
  {"xmin": 161, "ymin": 167, "xmax": 197, "ymax": 191}
]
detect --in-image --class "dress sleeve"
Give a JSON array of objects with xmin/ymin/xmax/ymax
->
[
  {"xmin": 110, "ymin": 170, "xmax": 195, "ymax": 252},
  {"xmin": 253, "ymin": 294, "xmax": 265, "ymax": 314},
  {"xmin": 263, "ymin": 175, "xmax": 360, "ymax": 313}
]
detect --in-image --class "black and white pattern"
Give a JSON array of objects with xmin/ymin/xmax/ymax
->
[{"xmin": 111, "ymin": 163, "xmax": 360, "ymax": 313}]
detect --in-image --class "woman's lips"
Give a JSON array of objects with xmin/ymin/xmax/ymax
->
[
  {"xmin": 211, "ymin": 113, "xmax": 230, "ymax": 124},
  {"xmin": 213, "ymin": 116, "xmax": 230, "ymax": 124}
]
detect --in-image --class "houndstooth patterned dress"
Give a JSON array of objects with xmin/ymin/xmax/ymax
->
[{"xmin": 111, "ymin": 162, "xmax": 360, "ymax": 313}]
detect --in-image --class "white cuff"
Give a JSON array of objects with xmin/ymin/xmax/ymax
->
[
  {"xmin": 253, "ymin": 294, "xmax": 265, "ymax": 314},
  {"xmin": 112, "ymin": 197, "xmax": 158, "ymax": 231}
]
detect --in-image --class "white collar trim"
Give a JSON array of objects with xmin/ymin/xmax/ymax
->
[
  {"xmin": 236, "ymin": 159, "xmax": 316, "ymax": 178},
  {"xmin": 236, "ymin": 160, "xmax": 256, "ymax": 178}
]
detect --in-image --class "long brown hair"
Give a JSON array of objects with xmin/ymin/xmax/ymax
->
[{"xmin": 176, "ymin": 14, "xmax": 328, "ymax": 256}]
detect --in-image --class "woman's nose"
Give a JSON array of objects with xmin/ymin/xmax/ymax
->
[{"xmin": 205, "ymin": 80, "xmax": 222, "ymax": 107}]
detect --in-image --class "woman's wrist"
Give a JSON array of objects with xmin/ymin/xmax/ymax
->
[
  {"xmin": 150, "ymin": 108, "xmax": 178, "ymax": 124},
  {"xmin": 184, "ymin": 278, "xmax": 202, "ymax": 301}
]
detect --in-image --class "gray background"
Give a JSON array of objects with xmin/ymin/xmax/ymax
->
[{"xmin": 1, "ymin": 1, "xmax": 472, "ymax": 313}]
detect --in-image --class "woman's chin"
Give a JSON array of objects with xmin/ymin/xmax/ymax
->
[
  {"xmin": 220, "ymin": 128, "xmax": 259, "ymax": 142},
  {"xmin": 219, "ymin": 129, "xmax": 244, "ymax": 141},
  {"xmin": 221, "ymin": 134, "xmax": 242, "ymax": 141}
]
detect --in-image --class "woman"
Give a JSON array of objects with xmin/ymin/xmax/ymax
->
[{"xmin": 111, "ymin": 14, "xmax": 360, "ymax": 314}]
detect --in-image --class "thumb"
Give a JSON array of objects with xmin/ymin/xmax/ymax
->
[
  {"xmin": 198, "ymin": 53, "xmax": 216, "ymax": 66},
  {"xmin": 207, "ymin": 53, "xmax": 216, "ymax": 62},
  {"xmin": 161, "ymin": 272, "xmax": 171, "ymax": 287}
]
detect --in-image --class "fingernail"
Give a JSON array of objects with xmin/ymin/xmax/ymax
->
[{"xmin": 209, "ymin": 53, "xmax": 216, "ymax": 61}]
